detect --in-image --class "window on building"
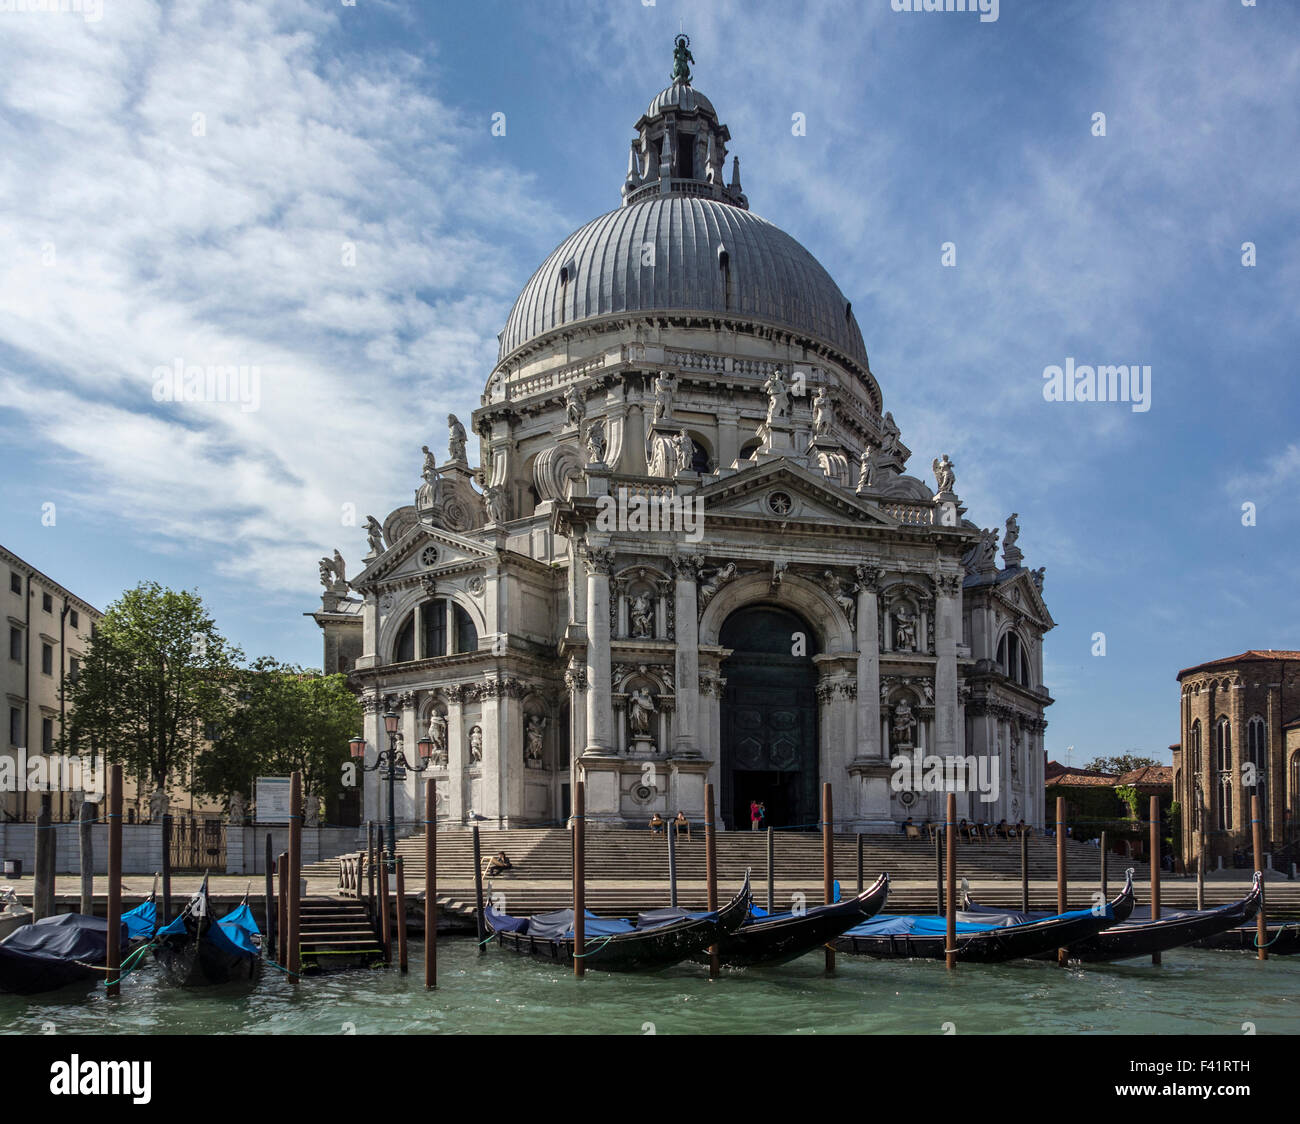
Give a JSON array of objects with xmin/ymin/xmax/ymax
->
[
  {"xmin": 69, "ymin": 656, "xmax": 80, "ymax": 679},
  {"xmin": 1246, "ymin": 716, "xmax": 1268, "ymax": 819},
  {"xmin": 1189, "ymin": 719, "xmax": 1203, "ymax": 828},
  {"xmin": 1214, "ymin": 716, "xmax": 1233, "ymax": 832},
  {"xmin": 8, "ymin": 707, "xmax": 20, "ymax": 747},
  {"xmin": 70, "ymin": 609, "xmax": 79, "ymax": 629},
  {"xmin": 41, "ymin": 642, "xmax": 53, "ymax": 675},
  {"xmin": 392, "ymin": 599, "xmax": 479, "ymax": 663},
  {"xmin": 41, "ymin": 717, "xmax": 53, "ymax": 754},
  {"xmin": 996, "ymin": 632, "xmax": 1032, "ymax": 687},
  {"xmin": 9, "ymin": 627, "xmax": 21, "ymax": 663},
  {"xmin": 8, "ymin": 572, "xmax": 20, "ymax": 595},
  {"xmin": 41, "ymin": 592, "xmax": 52, "ymax": 613}
]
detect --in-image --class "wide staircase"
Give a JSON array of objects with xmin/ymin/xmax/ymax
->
[{"xmin": 304, "ymin": 828, "xmax": 1165, "ymax": 918}]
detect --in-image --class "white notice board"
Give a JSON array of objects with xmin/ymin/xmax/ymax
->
[{"xmin": 255, "ymin": 776, "xmax": 292, "ymax": 824}]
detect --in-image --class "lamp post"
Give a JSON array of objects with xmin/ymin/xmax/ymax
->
[{"xmin": 350, "ymin": 712, "xmax": 435, "ymax": 869}]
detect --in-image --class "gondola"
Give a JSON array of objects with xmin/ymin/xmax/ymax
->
[
  {"xmin": 833, "ymin": 901, "xmax": 1115, "ymax": 963},
  {"xmin": 153, "ymin": 876, "xmax": 263, "ymax": 986},
  {"xmin": 965, "ymin": 871, "xmax": 1265, "ymax": 963},
  {"xmin": 0, "ymin": 896, "xmax": 157, "ymax": 995},
  {"xmin": 637, "ymin": 873, "xmax": 891, "ymax": 968},
  {"xmin": 1192, "ymin": 919, "xmax": 1300, "ymax": 956},
  {"xmin": 961, "ymin": 868, "xmax": 1137, "ymax": 925},
  {"xmin": 484, "ymin": 872, "xmax": 751, "ymax": 972}
]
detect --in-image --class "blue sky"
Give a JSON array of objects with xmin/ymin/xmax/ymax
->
[{"xmin": 1, "ymin": 0, "xmax": 1297, "ymax": 769}]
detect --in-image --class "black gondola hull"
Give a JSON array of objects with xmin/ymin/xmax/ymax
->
[
  {"xmin": 153, "ymin": 930, "xmax": 263, "ymax": 986},
  {"xmin": 707, "ymin": 874, "xmax": 890, "ymax": 967},
  {"xmin": 488, "ymin": 877, "xmax": 751, "ymax": 973},
  {"xmin": 1192, "ymin": 924, "xmax": 1300, "ymax": 955}
]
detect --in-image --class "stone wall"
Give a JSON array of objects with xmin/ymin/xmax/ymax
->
[{"xmin": 0, "ymin": 822, "xmax": 163, "ymax": 876}]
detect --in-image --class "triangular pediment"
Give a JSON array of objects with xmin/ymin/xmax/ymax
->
[
  {"xmin": 354, "ymin": 521, "xmax": 495, "ymax": 589},
  {"xmin": 986, "ymin": 567, "xmax": 1054, "ymax": 631},
  {"xmin": 699, "ymin": 459, "xmax": 907, "ymax": 527}
]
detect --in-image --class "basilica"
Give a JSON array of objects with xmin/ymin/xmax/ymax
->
[{"xmin": 311, "ymin": 43, "xmax": 1054, "ymax": 833}]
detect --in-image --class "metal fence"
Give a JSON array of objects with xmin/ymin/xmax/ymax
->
[{"xmin": 166, "ymin": 817, "xmax": 226, "ymax": 871}]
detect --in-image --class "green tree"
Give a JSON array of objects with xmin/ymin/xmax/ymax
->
[
  {"xmin": 1083, "ymin": 753, "xmax": 1160, "ymax": 776},
  {"xmin": 193, "ymin": 658, "xmax": 361, "ymax": 817},
  {"xmin": 61, "ymin": 582, "xmax": 241, "ymax": 806}
]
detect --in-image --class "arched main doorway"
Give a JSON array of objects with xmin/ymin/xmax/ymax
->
[{"xmin": 720, "ymin": 605, "xmax": 819, "ymax": 831}]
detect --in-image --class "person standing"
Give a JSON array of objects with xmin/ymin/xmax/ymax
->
[
  {"xmin": 758, "ymin": 802, "xmax": 767, "ymax": 830},
  {"xmin": 750, "ymin": 800, "xmax": 761, "ymax": 832}
]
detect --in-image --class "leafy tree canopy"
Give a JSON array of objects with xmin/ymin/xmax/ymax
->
[
  {"xmin": 61, "ymin": 581, "xmax": 241, "ymax": 795},
  {"xmin": 1083, "ymin": 753, "xmax": 1161, "ymax": 776}
]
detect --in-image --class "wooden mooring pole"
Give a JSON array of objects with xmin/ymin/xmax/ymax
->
[
  {"xmin": 823, "ymin": 783, "xmax": 835, "ymax": 973},
  {"xmin": 161, "ymin": 812, "xmax": 173, "ymax": 925},
  {"xmin": 935, "ymin": 825, "xmax": 944, "ymax": 916},
  {"xmin": 106, "ymin": 765, "xmax": 123, "ymax": 997},
  {"xmin": 1150, "ymin": 795, "xmax": 1162, "ymax": 966},
  {"xmin": 79, "ymin": 800, "xmax": 94, "ymax": 917},
  {"xmin": 1056, "ymin": 796, "xmax": 1068, "ymax": 967},
  {"xmin": 705, "ymin": 781, "xmax": 718, "ymax": 979},
  {"xmin": 1197, "ymin": 805, "xmax": 1206, "ymax": 911},
  {"xmin": 945, "ymin": 792, "xmax": 957, "ymax": 972},
  {"xmin": 287, "ymin": 771, "xmax": 302, "ymax": 979},
  {"xmin": 264, "ymin": 833, "xmax": 275, "ymax": 958},
  {"xmin": 395, "ymin": 856, "xmax": 408, "ymax": 973},
  {"xmin": 1252, "ymin": 793, "xmax": 1267, "ymax": 962},
  {"xmin": 276, "ymin": 852, "xmax": 288, "ymax": 965},
  {"xmin": 857, "ymin": 832, "xmax": 864, "ymax": 895},
  {"xmin": 1100, "ymin": 830, "xmax": 1108, "ymax": 902},
  {"xmin": 472, "ymin": 824, "xmax": 485, "ymax": 954},
  {"xmin": 367, "ymin": 821, "xmax": 377, "ymax": 922},
  {"xmin": 766, "ymin": 826, "xmax": 774, "ymax": 915},
  {"xmin": 667, "ymin": 813, "xmax": 678, "ymax": 908},
  {"xmin": 378, "ymin": 841, "xmax": 391, "ymax": 964},
  {"xmin": 425, "ymin": 780, "xmax": 437, "ymax": 989},
  {"xmin": 33, "ymin": 794, "xmax": 53, "ymax": 921},
  {"xmin": 1020, "ymin": 827, "xmax": 1029, "ymax": 911},
  {"xmin": 573, "ymin": 780, "xmax": 585, "ymax": 979}
]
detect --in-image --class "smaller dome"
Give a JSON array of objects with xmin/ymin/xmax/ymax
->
[{"xmin": 646, "ymin": 84, "xmax": 716, "ymax": 119}]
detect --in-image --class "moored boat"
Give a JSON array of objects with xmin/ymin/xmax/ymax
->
[
  {"xmin": 833, "ymin": 902, "xmax": 1115, "ymax": 963},
  {"xmin": 961, "ymin": 868, "xmax": 1136, "ymax": 926},
  {"xmin": 0, "ymin": 887, "xmax": 32, "ymax": 941},
  {"xmin": 485, "ymin": 873, "xmax": 751, "ymax": 972},
  {"xmin": 637, "ymin": 873, "xmax": 890, "ymax": 968},
  {"xmin": 153, "ymin": 876, "xmax": 263, "ymax": 986},
  {"xmin": 0, "ymin": 897, "xmax": 157, "ymax": 995},
  {"xmin": 1191, "ymin": 919, "xmax": 1300, "ymax": 956}
]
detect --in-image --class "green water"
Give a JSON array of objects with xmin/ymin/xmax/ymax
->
[{"xmin": 2, "ymin": 939, "xmax": 1297, "ymax": 1036}]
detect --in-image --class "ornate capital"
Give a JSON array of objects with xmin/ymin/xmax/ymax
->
[
  {"xmin": 936, "ymin": 572, "xmax": 963, "ymax": 598},
  {"xmin": 854, "ymin": 562, "xmax": 882, "ymax": 593},
  {"xmin": 584, "ymin": 546, "xmax": 616, "ymax": 576}
]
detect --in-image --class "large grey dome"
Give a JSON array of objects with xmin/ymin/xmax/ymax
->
[{"xmin": 497, "ymin": 194, "xmax": 868, "ymax": 367}]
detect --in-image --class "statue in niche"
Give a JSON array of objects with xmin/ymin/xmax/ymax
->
[
  {"xmin": 762, "ymin": 367, "xmax": 791, "ymax": 426},
  {"xmin": 932, "ymin": 453, "xmax": 956, "ymax": 495},
  {"xmin": 857, "ymin": 445, "xmax": 874, "ymax": 491},
  {"xmin": 652, "ymin": 371, "xmax": 675, "ymax": 422},
  {"xmin": 564, "ymin": 384, "xmax": 586, "ymax": 428},
  {"xmin": 525, "ymin": 714, "xmax": 547, "ymax": 767},
  {"xmin": 468, "ymin": 725, "xmax": 483, "ymax": 764},
  {"xmin": 674, "ymin": 430, "xmax": 695, "ymax": 473},
  {"xmin": 628, "ymin": 687, "xmax": 656, "ymax": 742},
  {"xmin": 812, "ymin": 385, "xmax": 833, "ymax": 435},
  {"xmin": 448, "ymin": 414, "xmax": 468, "ymax": 463},
  {"xmin": 585, "ymin": 419, "xmax": 607, "ymax": 464},
  {"xmin": 427, "ymin": 711, "xmax": 448, "ymax": 766},
  {"xmin": 629, "ymin": 591, "xmax": 654, "ymax": 638},
  {"xmin": 484, "ymin": 485, "xmax": 507, "ymax": 524},
  {"xmin": 891, "ymin": 700, "xmax": 917, "ymax": 750},
  {"xmin": 364, "ymin": 515, "xmax": 385, "ymax": 556},
  {"xmin": 893, "ymin": 605, "xmax": 917, "ymax": 651}
]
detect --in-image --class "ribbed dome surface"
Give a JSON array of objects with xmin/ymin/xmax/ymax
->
[
  {"xmin": 498, "ymin": 196, "xmax": 867, "ymax": 365},
  {"xmin": 645, "ymin": 84, "xmax": 716, "ymax": 118}
]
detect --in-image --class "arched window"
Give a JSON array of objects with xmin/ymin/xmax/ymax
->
[
  {"xmin": 391, "ymin": 598, "xmax": 479, "ymax": 663},
  {"xmin": 1214, "ymin": 717, "xmax": 1233, "ymax": 832},
  {"xmin": 996, "ymin": 631, "xmax": 1030, "ymax": 686},
  {"xmin": 738, "ymin": 439, "xmax": 760, "ymax": 463},
  {"xmin": 1246, "ymin": 716, "xmax": 1267, "ymax": 820},
  {"xmin": 1190, "ymin": 719, "xmax": 1202, "ymax": 774},
  {"xmin": 1189, "ymin": 719, "xmax": 1203, "ymax": 830}
]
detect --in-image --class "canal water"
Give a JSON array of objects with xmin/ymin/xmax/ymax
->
[{"xmin": 2, "ymin": 939, "xmax": 1297, "ymax": 1035}]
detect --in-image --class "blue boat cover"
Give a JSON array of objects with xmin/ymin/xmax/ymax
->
[
  {"xmin": 844, "ymin": 906, "xmax": 1109, "ymax": 939},
  {"xmin": 157, "ymin": 901, "xmax": 260, "ymax": 958},
  {"xmin": 124, "ymin": 899, "xmax": 157, "ymax": 940}
]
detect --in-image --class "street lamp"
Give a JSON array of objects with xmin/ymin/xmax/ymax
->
[{"xmin": 350, "ymin": 711, "xmax": 435, "ymax": 868}]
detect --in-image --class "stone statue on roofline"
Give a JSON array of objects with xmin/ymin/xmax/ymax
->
[
  {"xmin": 565, "ymin": 384, "xmax": 585, "ymax": 428},
  {"xmin": 931, "ymin": 454, "xmax": 956, "ymax": 496},
  {"xmin": 671, "ymin": 34, "xmax": 694, "ymax": 85},
  {"xmin": 448, "ymin": 415, "xmax": 468, "ymax": 463},
  {"xmin": 813, "ymin": 385, "xmax": 833, "ymax": 435},
  {"xmin": 364, "ymin": 515, "xmax": 385, "ymax": 556}
]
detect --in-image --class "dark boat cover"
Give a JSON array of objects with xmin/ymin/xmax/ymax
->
[
  {"xmin": 1, "ymin": 914, "xmax": 125, "ymax": 962},
  {"xmin": 491, "ymin": 905, "xmax": 721, "ymax": 939}
]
